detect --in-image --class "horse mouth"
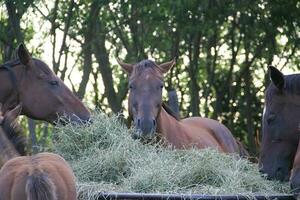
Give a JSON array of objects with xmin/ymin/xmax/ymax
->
[
  {"xmin": 260, "ymin": 167, "xmax": 290, "ymax": 182},
  {"xmin": 132, "ymin": 118, "xmax": 157, "ymax": 140},
  {"xmin": 132, "ymin": 130, "xmax": 156, "ymax": 141},
  {"xmin": 54, "ymin": 113, "xmax": 92, "ymax": 125}
]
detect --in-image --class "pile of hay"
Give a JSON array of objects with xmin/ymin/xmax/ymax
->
[{"xmin": 53, "ymin": 112, "xmax": 289, "ymax": 200}]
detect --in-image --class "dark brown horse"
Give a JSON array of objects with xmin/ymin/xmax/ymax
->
[
  {"xmin": 0, "ymin": 105, "xmax": 76, "ymax": 200},
  {"xmin": 117, "ymin": 59, "xmax": 248, "ymax": 156},
  {"xmin": 260, "ymin": 66, "xmax": 300, "ymax": 183},
  {"xmin": 0, "ymin": 44, "xmax": 90, "ymax": 124}
]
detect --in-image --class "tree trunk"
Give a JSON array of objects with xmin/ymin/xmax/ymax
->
[
  {"xmin": 93, "ymin": 18, "xmax": 123, "ymax": 113},
  {"xmin": 28, "ymin": 118, "xmax": 37, "ymax": 154},
  {"xmin": 244, "ymin": 56, "xmax": 256, "ymax": 155},
  {"xmin": 76, "ymin": 1, "xmax": 100, "ymax": 99},
  {"xmin": 187, "ymin": 35, "xmax": 201, "ymax": 116},
  {"xmin": 4, "ymin": 0, "xmax": 25, "ymax": 61}
]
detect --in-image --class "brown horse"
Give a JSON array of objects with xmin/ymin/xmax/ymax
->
[
  {"xmin": 117, "ymin": 59, "xmax": 247, "ymax": 156},
  {"xmin": 260, "ymin": 66, "xmax": 300, "ymax": 183},
  {"xmin": 0, "ymin": 43, "xmax": 90, "ymax": 124},
  {"xmin": 0, "ymin": 105, "xmax": 76, "ymax": 200}
]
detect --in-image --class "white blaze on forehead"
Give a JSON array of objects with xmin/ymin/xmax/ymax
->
[
  {"xmin": 140, "ymin": 74, "xmax": 153, "ymax": 92},
  {"xmin": 139, "ymin": 75, "xmax": 152, "ymax": 91},
  {"xmin": 145, "ymin": 74, "xmax": 151, "ymax": 80}
]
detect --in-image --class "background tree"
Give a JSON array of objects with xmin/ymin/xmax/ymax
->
[{"xmin": 0, "ymin": 0, "xmax": 300, "ymax": 155}]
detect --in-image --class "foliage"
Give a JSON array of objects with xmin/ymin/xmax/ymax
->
[{"xmin": 1, "ymin": 0, "xmax": 300, "ymax": 154}]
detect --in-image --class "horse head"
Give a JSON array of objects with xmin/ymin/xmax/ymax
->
[
  {"xmin": 259, "ymin": 66, "xmax": 300, "ymax": 181},
  {"xmin": 1, "ymin": 44, "xmax": 91, "ymax": 124},
  {"xmin": 117, "ymin": 58, "xmax": 175, "ymax": 140}
]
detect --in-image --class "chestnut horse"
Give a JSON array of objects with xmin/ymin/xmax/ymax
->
[
  {"xmin": 260, "ymin": 66, "xmax": 300, "ymax": 192},
  {"xmin": 0, "ymin": 105, "xmax": 76, "ymax": 200},
  {"xmin": 0, "ymin": 43, "xmax": 90, "ymax": 124},
  {"xmin": 117, "ymin": 59, "xmax": 248, "ymax": 156}
]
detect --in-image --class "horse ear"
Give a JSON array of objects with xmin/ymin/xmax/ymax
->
[
  {"xmin": 269, "ymin": 66, "xmax": 284, "ymax": 90},
  {"xmin": 159, "ymin": 58, "xmax": 176, "ymax": 74},
  {"xmin": 17, "ymin": 43, "xmax": 32, "ymax": 66},
  {"xmin": 4, "ymin": 104, "xmax": 22, "ymax": 124},
  {"xmin": 117, "ymin": 58, "xmax": 133, "ymax": 74}
]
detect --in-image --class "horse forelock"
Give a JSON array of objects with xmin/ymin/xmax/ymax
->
[{"xmin": 130, "ymin": 60, "xmax": 163, "ymax": 80}]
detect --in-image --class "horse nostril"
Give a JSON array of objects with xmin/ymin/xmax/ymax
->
[
  {"xmin": 153, "ymin": 120, "xmax": 156, "ymax": 127},
  {"xmin": 276, "ymin": 167, "xmax": 282, "ymax": 176},
  {"xmin": 137, "ymin": 119, "xmax": 141, "ymax": 128},
  {"xmin": 277, "ymin": 167, "xmax": 282, "ymax": 172},
  {"xmin": 275, "ymin": 167, "xmax": 286, "ymax": 181}
]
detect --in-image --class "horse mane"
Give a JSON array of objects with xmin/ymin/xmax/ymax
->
[
  {"xmin": 131, "ymin": 59, "xmax": 163, "ymax": 79},
  {"xmin": 1, "ymin": 58, "xmax": 51, "ymax": 74},
  {"xmin": 1, "ymin": 114, "xmax": 27, "ymax": 156},
  {"xmin": 0, "ymin": 59, "xmax": 21, "ymax": 68},
  {"xmin": 266, "ymin": 73, "xmax": 300, "ymax": 104},
  {"xmin": 162, "ymin": 102, "xmax": 180, "ymax": 121}
]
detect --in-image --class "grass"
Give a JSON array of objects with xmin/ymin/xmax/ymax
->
[{"xmin": 52, "ymin": 111, "xmax": 289, "ymax": 199}]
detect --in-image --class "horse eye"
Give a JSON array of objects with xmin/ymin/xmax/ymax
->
[
  {"xmin": 49, "ymin": 80, "xmax": 59, "ymax": 86},
  {"xmin": 158, "ymin": 85, "xmax": 163, "ymax": 90},
  {"xmin": 129, "ymin": 84, "xmax": 134, "ymax": 90},
  {"xmin": 267, "ymin": 114, "xmax": 276, "ymax": 124},
  {"xmin": 272, "ymin": 138, "xmax": 282, "ymax": 143}
]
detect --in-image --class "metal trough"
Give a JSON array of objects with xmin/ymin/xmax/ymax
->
[{"xmin": 94, "ymin": 192, "xmax": 296, "ymax": 200}]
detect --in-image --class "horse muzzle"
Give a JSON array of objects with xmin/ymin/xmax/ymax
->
[
  {"xmin": 69, "ymin": 113, "xmax": 91, "ymax": 124},
  {"xmin": 260, "ymin": 166, "xmax": 290, "ymax": 182},
  {"xmin": 132, "ymin": 118, "xmax": 156, "ymax": 140},
  {"xmin": 55, "ymin": 112, "xmax": 91, "ymax": 125}
]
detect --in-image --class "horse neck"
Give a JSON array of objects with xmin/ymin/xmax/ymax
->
[
  {"xmin": 0, "ymin": 128, "xmax": 19, "ymax": 165},
  {"xmin": 0, "ymin": 64, "xmax": 23, "ymax": 113},
  {"xmin": 156, "ymin": 107, "xmax": 181, "ymax": 143},
  {"xmin": 293, "ymin": 141, "xmax": 300, "ymax": 169}
]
